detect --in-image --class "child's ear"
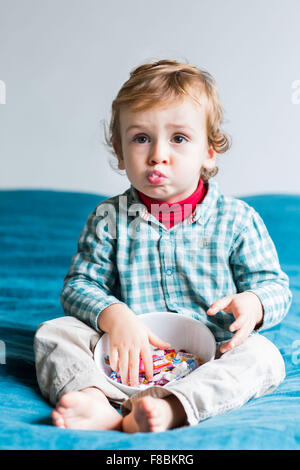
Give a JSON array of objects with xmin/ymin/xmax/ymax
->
[
  {"xmin": 204, "ymin": 147, "xmax": 216, "ymax": 169},
  {"xmin": 117, "ymin": 155, "xmax": 125, "ymax": 170},
  {"xmin": 113, "ymin": 142, "xmax": 125, "ymax": 170},
  {"xmin": 208, "ymin": 147, "xmax": 215, "ymax": 160}
]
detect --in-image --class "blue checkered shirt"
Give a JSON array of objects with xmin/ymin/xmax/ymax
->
[{"xmin": 60, "ymin": 180, "xmax": 292, "ymax": 342}]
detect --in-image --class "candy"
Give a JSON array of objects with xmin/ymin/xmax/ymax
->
[
  {"xmin": 172, "ymin": 357, "xmax": 181, "ymax": 365},
  {"xmin": 176, "ymin": 350, "xmax": 202, "ymax": 363},
  {"xmin": 105, "ymin": 347, "xmax": 203, "ymax": 388}
]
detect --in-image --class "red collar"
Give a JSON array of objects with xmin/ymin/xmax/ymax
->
[{"xmin": 138, "ymin": 178, "xmax": 208, "ymax": 229}]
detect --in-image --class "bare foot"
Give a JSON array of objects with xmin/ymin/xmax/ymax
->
[
  {"xmin": 122, "ymin": 395, "xmax": 187, "ymax": 433},
  {"xmin": 51, "ymin": 387, "xmax": 123, "ymax": 431}
]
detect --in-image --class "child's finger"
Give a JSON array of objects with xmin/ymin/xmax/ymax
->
[
  {"xmin": 219, "ymin": 340, "xmax": 232, "ymax": 354},
  {"xmin": 229, "ymin": 316, "xmax": 246, "ymax": 332},
  {"xmin": 118, "ymin": 350, "xmax": 129, "ymax": 386},
  {"xmin": 220, "ymin": 325, "xmax": 249, "ymax": 353},
  {"xmin": 207, "ymin": 295, "xmax": 234, "ymax": 315},
  {"xmin": 140, "ymin": 345, "xmax": 154, "ymax": 382},
  {"xmin": 128, "ymin": 348, "xmax": 140, "ymax": 387},
  {"xmin": 148, "ymin": 330, "xmax": 171, "ymax": 350},
  {"xmin": 109, "ymin": 347, "xmax": 119, "ymax": 371}
]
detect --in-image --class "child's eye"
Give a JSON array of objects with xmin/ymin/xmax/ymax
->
[
  {"xmin": 172, "ymin": 135, "xmax": 188, "ymax": 144},
  {"xmin": 132, "ymin": 134, "xmax": 188, "ymax": 144},
  {"xmin": 133, "ymin": 135, "xmax": 149, "ymax": 144}
]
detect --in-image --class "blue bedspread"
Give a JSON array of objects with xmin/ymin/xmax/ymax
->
[{"xmin": 0, "ymin": 189, "xmax": 299, "ymax": 450}]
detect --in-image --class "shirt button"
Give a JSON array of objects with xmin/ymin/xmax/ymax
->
[{"xmin": 165, "ymin": 268, "xmax": 173, "ymax": 276}]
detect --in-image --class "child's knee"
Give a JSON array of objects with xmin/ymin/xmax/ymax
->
[
  {"xmin": 249, "ymin": 333, "xmax": 286, "ymax": 385},
  {"xmin": 34, "ymin": 316, "xmax": 87, "ymax": 344},
  {"xmin": 36, "ymin": 315, "xmax": 83, "ymax": 332},
  {"xmin": 34, "ymin": 317, "xmax": 84, "ymax": 364}
]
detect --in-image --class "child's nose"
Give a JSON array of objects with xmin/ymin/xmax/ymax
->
[{"xmin": 148, "ymin": 141, "xmax": 170, "ymax": 165}]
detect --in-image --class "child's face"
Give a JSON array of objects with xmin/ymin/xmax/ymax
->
[{"xmin": 116, "ymin": 96, "xmax": 216, "ymax": 202}]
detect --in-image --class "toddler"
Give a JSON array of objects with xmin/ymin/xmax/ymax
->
[{"xmin": 34, "ymin": 59, "xmax": 292, "ymax": 433}]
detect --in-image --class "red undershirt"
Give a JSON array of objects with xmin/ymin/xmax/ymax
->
[{"xmin": 138, "ymin": 178, "xmax": 208, "ymax": 229}]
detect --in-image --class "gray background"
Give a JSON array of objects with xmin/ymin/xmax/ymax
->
[{"xmin": 0, "ymin": 0, "xmax": 299, "ymax": 197}]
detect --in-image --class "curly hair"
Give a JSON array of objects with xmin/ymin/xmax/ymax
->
[{"xmin": 103, "ymin": 59, "xmax": 231, "ymax": 182}]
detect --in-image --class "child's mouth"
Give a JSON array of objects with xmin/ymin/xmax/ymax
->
[{"xmin": 147, "ymin": 170, "xmax": 166, "ymax": 185}]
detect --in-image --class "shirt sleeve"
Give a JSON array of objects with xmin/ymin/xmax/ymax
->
[
  {"xmin": 60, "ymin": 205, "xmax": 126, "ymax": 332},
  {"xmin": 229, "ymin": 207, "xmax": 293, "ymax": 331}
]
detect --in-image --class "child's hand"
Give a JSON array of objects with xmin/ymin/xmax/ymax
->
[
  {"xmin": 102, "ymin": 306, "xmax": 171, "ymax": 386},
  {"xmin": 207, "ymin": 292, "xmax": 264, "ymax": 354}
]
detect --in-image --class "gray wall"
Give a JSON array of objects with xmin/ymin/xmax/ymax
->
[{"xmin": 0, "ymin": 0, "xmax": 299, "ymax": 197}]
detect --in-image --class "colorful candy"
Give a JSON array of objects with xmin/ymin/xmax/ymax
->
[{"xmin": 104, "ymin": 348, "xmax": 202, "ymax": 389}]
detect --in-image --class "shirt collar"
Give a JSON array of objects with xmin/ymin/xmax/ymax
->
[
  {"xmin": 190, "ymin": 179, "xmax": 221, "ymax": 225},
  {"xmin": 127, "ymin": 179, "xmax": 222, "ymax": 226}
]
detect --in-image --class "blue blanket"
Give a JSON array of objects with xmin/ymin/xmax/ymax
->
[{"xmin": 0, "ymin": 189, "xmax": 299, "ymax": 450}]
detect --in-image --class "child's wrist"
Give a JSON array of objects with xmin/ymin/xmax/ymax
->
[
  {"xmin": 246, "ymin": 291, "xmax": 264, "ymax": 329},
  {"xmin": 254, "ymin": 309, "xmax": 264, "ymax": 329},
  {"xmin": 97, "ymin": 303, "xmax": 133, "ymax": 332}
]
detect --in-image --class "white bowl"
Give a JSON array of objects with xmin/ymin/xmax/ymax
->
[{"xmin": 93, "ymin": 311, "xmax": 216, "ymax": 396}]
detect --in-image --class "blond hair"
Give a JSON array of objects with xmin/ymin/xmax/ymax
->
[{"xmin": 103, "ymin": 59, "xmax": 231, "ymax": 181}]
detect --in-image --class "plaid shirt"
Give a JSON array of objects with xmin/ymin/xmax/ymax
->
[{"xmin": 60, "ymin": 180, "xmax": 292, "ymax": 342}]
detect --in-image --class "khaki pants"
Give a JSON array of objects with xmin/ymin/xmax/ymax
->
[{"xmin": 34, "ymin": 316, "xmax": 285, "ymax": 426}]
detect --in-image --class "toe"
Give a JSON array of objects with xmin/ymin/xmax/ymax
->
[
  {"xmin": 51, "ymin": 409, "xmax": 65, "ymax": 428},
  {"xmin": 142, "ymin": 396, "xmax": 156, "ymax": 415},
  {"xmin": 59, "ymin": 391, "xmax": 78, "ymax": 408}
]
